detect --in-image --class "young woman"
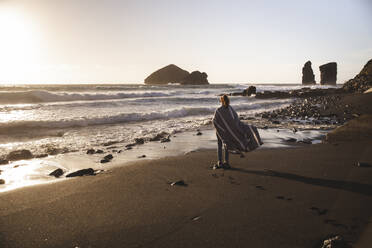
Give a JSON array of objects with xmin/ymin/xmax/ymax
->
[{"xmin": 212, "ymin": 94, "xmax": 263, "ymax": 169}]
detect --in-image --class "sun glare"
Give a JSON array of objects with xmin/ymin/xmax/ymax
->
[{"xmin": 0, "ymin": 5, "xmax": 41, "ymax": 81}]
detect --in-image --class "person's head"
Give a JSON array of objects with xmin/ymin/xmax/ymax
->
[{"xmin": 220, "ymin": 94, "xmax": 230, "ymax": 107}]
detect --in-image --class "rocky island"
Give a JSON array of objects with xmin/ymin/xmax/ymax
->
[{"xmin": 144, "ymin": 64, "xmax": 209, "ymax": 85}]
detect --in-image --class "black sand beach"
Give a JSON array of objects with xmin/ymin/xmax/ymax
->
[{"xmin": 1, "ymin": 91, "xmax": 372, "ymax": 248}]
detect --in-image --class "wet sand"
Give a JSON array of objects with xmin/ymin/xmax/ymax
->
[
  {"xmin": 1, "ymin": 134, "xmax": 372, "ymax": 247},
  {"xmin": 1, "ymin": 92, "xmax": 372, "ymax": 248}
]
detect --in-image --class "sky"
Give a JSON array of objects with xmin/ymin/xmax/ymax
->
[{"xmin": 0, "ymin": 0, "xmax": 371, "ymax": 84}]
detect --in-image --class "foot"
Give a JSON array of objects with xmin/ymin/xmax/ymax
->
[
  {"xmin": 213, "ymin": 162, "xmax": 223, "ymax": 170},
  {"xmin": 223, "ymin": 163, "xmax": 231, "ymax": 169}
]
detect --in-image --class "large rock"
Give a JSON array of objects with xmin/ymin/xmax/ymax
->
[
  {"xmin": 242, "ymin": 86, "xmax": 257, "ymax": 96},
  {"xmin": 181, "ymin": 71, "xmax": 208, "ymax": 85},
  {"xmin": 6, "ymin": 150, "xmax": 33, "ymax": 161},
  {"xmin": 302, "ymin": 61, "xmax": 316, "ymax": 84},
  {"xmin": 343, "ymin": 59, "xmax": 372, "ymax": 93},
  {"xmin": 319, "ymin": 62, "xmax": 337, "ymax": 85},
  {"xmin": 144, "ymin": 64, "xmax": 209, "ymax": 85},
  {"xmin": 66, "ymin": 168, "xmax": 95, "ymax": 178}
]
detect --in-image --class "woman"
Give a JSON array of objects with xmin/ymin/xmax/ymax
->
[{"xmin": 212, "ymin": 94, "xmax": 263, "ymax": 169}]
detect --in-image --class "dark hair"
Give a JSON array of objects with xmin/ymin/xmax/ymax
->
[{"xmin": 220, "ymin": 94, "xmax": 230, "ymax": 107}]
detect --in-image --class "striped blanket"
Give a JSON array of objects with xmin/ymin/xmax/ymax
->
[{"xmin": 213, "ymin": 105, "xmax": 263, "ymax": 152}]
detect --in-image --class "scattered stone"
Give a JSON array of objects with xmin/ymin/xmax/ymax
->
[
  {"xmin": 135, "ymin": 138, "xmax": 145, "ymax": 145},
  {"xmin": 103, "ymin": 141, "xmax": 117, "ymax": 146},
  {"xmin": 6, "ymin": 150, "xmax": 33, "ymax": 161},
  {"xmin": 170, "ymin": 180, "xmax": 187, "ymax": 186},
  {"xmin": 0, "ymin": 159, "xmax": 9, "ymax": 165},
  {"xmin": 321, "ymin": 235, "xmax": 349, "ymax": 248},
  {"xmin": 160, "ymin": 137, "xmax": 171, "ymax": 143},
  {"xmin": 196, "ymin": 131, "xmax": 203, "ymax": 136},
  {"xmin": 49, "ymin": 168, "xmax": 64, "ymax": 178},
  {"xmin": 100, "ymin": 159, "xmax": 110, "ymax": 163},
  {"xmin": 35, "ymin": 154, "xmax": 48, "ymax": 158},
  {"xmin": 149, "ymin": 132, "xmax": 169, "ymax": 141},
  {"xmin": 357, "ymin": 162, "xmax": 371, "ymax": 168},
  {"xmin": 0, "ymin": 179, "xmax": 5, "ymax": 184},
  {"xmin": 96, "ymin": 149, "xmax": 104, "ymax": 154},
  {"xmin": 298, "ymin": 139, "xmax": 312, "ymax": 144},
  {"xmin": 66, "ymin": 168, "xmax": 95, "ymax": 178},
  {"xmin": 86, "ymin": 149, "xmax": 95, "ymax": 154},
  {"xmin": 104, "ymin": 154, "xmax": 113, "ymax": 160},
  {"xmin": 138, "ymin": 155, "xmax": 146, "ymax": 158}
]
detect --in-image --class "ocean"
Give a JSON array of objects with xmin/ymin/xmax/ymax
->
[{"xmin": 0, "ymin": 83, "xmax": 336, "ymax": 191}]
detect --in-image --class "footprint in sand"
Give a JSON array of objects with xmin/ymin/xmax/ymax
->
[
  {"xmin": 310, "ymin": 207, "xmax": 328, "ymax": 216},
  {"xmin": 255, "ymin": 185, "xmax": 266, "ymax": 190},
  {"xmin": 276, "ymin": 195, "xmax": 293, "ymax": 201}
]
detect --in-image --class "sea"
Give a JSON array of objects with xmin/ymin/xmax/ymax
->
[{"xmin": 0, "ymin": 83, "xmax": 337, "ymax": 192}]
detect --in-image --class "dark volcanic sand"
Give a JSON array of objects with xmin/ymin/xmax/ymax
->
[{"xmin": 0, "ymin": 92, "xmax": 371, "ymax": 248}]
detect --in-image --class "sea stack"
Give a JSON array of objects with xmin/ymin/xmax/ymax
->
[
  {"xmin": 319, "ymin": 62, "xmax": 337, "ymax": 85},
  {"xmin": 302, "ymin": 61, "xmax": 316, "ymax": 85},
  {"xmin": 144, "ymin": 64, "xmax": 209, "ymax": 85}
]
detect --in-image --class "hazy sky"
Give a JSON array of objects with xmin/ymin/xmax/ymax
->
[{"xmin": 0, "ymin": 0, "xmax": 371, "ymax": 84}]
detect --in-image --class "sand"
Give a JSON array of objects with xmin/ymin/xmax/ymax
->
[{"xmin": 1, "ymin": 93, "xmax": 372, "ymax": 248}]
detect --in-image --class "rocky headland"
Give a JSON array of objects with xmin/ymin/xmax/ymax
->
[{"xmin": 144, "ymin": 64, "xmax": 209, "ymax": 85}]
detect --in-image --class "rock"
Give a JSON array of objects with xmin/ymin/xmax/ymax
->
[
  {"xmin": 357, "ymin": 162, "xmax": 371, "ymax": 167},
  {"xmin": 138, "ymin": 155, "xmax": 146, "ymax": 158},
  {"xmin": 242, "ymin": 86, "xmax": 257, "ymax": 96},
  {"xmin": 196, "ymin": 131, "xmax": 202, "ymax": 136},
  {"xmin": 66, "ymin": 168, "xmax": 95, "ymax": 178},
  {"xmin": 35, "ymin": 154, "xmax": 48, "ymax": 158},
  {"xmin": 302, "ymin": 61, "xmax": 316, "ymax": 84},
  {"xmin": 49, "ymin": 168, "xmax": 64, "ymax": 178},
  {"xmin": 96, "ymin": 149, "xmax": 104, "ymax": 154},
  {"xmin": 101, "ymin": 154, "xmax": 113, "ymax": 163},
  {"xmin": 6, "ymin": 150, "xmax": 33, "ymax": 161},
  {"xmin": 86, "ymin": 149, "xmax": 95, "ymax": 154},
  {"xmin": 0, "ymin": 159, "xmax": 9, "ymax": 165},
  {"xmin": 285, "ymin": 138, "xmax": 297, "ymax": 142},
  {"xmin": 144, "ymin": 64, "xmax": 209, "ymax": 85},
  {"xmin": 170, "ymin": 180, "xmax": 187, "ymax": 186},
  {"xmin": 181, "ymin": 71, "xmax": 209, "ymax": 85},
  {"xmin": 144, "ymin": 64, "xmax": 189, "ymax": 85},
  {"xmin": 149, "ymin": 132, "xmax": 169, "ymax": 141},
  {"xmin": 321, "ymin": 235, "xmax": 348, "ymax": 248},
  {"xmin": 319, "ymin": 62, "xmax": 337, "ymax": 85},
  {"xmin": 0, "ymin": 179, "xmax": 5, "ymax": 184},
  {"xmin": 160, "ymin": 137, "xmax": 171, "ymax": 143},
  {"xmin": 343, "ymin": 59, "xmax": 372, "ymax": 92},
  {"xmin": 272, "ymin": 120, "xmax": 280, "ymax": 124},
  {"xmin": 135, "ymin": 138, "xmax": 145, "ymax": 145}
]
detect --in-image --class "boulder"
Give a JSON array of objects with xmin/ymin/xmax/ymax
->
[
  {"xmin": 144, "ymin": 64, "xmax": 209, "ymax": 85},
  {"xmin": 66, "ymin": 168, "xmax": 95, "ymax": 178},
  {"xmin": 144, "ymin": 64, "xmax": 190, "ymax": 85},
  {"xmin": 6, "ymin": 150, "xmax": 33, "ymax": 161},
  {"xmin": 49, "ymin": 168, "xmax": 64, "ymax": 178},
  {"xmin": 343, "ymin": 59, "xmax": 372, "ymax": 92},
  {"xmin": 319, "ymin": 62, "xmax": 337, "ymax": 85},
  {"xmin": 243, "ymin": 86, "xmax": 256, "ymax": 96},
  {"xmin": 181, "ymin": 71, "xmax": 209, "ymax": 85},
  {"xmin": 0, "ymin": 159, "xmax": 9, "ymax": 165},
  {"xmin": 302, "ymin": 61, "xmax": 316, "ymax": 84},
  {"xmin": 0, "ymin": 179, "xmax": 5, "ymax": 184}
]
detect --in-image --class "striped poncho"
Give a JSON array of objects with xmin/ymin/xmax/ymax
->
[{"xmin": 212, "ymin": 105, "xmax": 263, "ymax": 152}]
